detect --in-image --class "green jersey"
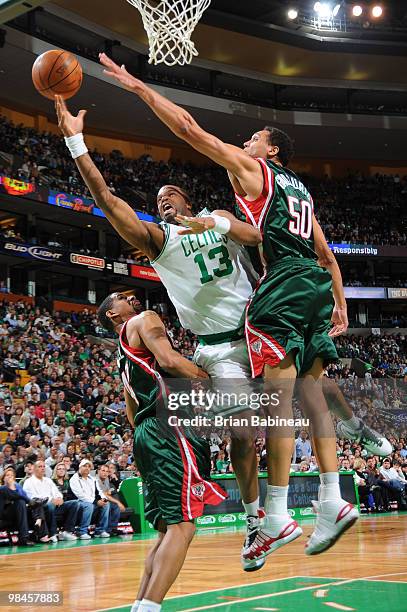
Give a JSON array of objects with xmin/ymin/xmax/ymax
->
[
  {"xmin": 118, "ymin": 316, "xmax": 165, "ymax": 426},
  {"xmin": 235, "ymin": 158, "xmax": 317, "ymax": 268}
]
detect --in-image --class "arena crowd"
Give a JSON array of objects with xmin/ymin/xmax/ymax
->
[{"xmin": 0, "ymin": 299, "xmax": 406, "ymax": 545}]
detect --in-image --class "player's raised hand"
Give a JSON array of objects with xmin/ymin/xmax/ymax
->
[
  {"xmin": 329, "ymin": 304, "xmax": 348, "ymax": 337},
  {"xmin": 55, "ymin": 95, "xmax": 87, "ymax": 137},
  {"xmin": 99, "ymin": 53, "xmax": 145, "ymax": 94},
  {"xmin": 175, "ymin": 215, "xmax": 215, "ymax": 235}
]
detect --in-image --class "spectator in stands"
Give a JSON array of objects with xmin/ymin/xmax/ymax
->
[
  {"xmin": 96, "ymin": 464, "xmax": 126, "ymax": 535},
  {"xmin": 379, "ymin": 458, "xmax": 407, "ymax": 499},
  {"xmin": 23, "ymin": 459, "xmax": 77, "ymax": 541},
  {"xmin": 0, "ymin": 466, "xmax": 35, "ymax": 546},
  {"xmin": 295, "ymin": 430, "xmax": 312, "ymax": 463},
  {"xmin": 69, "ymin": 459, "xmax": 110, "ymax": 539},
  {"xmin": 51, "ymin": 462, "xmax": 79, "ymax": 538},
  {"xmin": 299, "ymin": 460, "xmax": 310, "ymax": 473},
  {"xmin": 358, "ymin": 456, "xmax": 389, "ymax": 512}
]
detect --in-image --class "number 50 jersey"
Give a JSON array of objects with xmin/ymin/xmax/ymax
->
[
  {"xmin": 151, "ymin": 208, "xmax": 258, "ymax": 336},
  {"xmin": 235, "ymin": 158, "xmax": 318, "ymax": 268}
]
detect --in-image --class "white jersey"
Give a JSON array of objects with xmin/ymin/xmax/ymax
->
[{"xmin": 151, "ymin": 210, "xmax": 257, "ymax": 336}]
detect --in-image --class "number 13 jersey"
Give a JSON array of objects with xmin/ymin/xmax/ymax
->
[
  {"xmin": 150, "ymin": 208, "xmax": 257, "ymax": 336},
  {"xmin": 234, "ymin": 158, "xmax": 318, "ymax": 267}
]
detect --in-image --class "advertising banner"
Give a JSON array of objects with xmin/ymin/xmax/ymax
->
[
  {"xmin": 329, "ymin": 242, "xmax": 407, "ymax": 258},
  {"xmin": 105, "ymin": 261, "xmax": 130, "ymax": 276},
  {"xmin": 130, "ymin": 264, "xmax": 160, "ymax": 282},
  {"xmin": 387, "ymin": 288, "xmax": 407, "ymax": 299},
  {"xmin": 48, "ymin": 190, "xmax": 95, "ymax": 214},
  {"xmin": 0, "ymin": 239, "xmax": 65, "ymax": 263},
  {"xmin": 70, "ymin": 253, "xmax": 105, "ymax": 270},
  {"xmin": 344, "ymin": 287, "xmax": 386, "ymax": 299}
]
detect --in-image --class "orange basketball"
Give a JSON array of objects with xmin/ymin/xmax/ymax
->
[{"xmin": 32, "ymin": 49, "xmax": 83, "ymax": 100}]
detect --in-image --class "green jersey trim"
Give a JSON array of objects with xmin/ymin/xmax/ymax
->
[{"xmin": 150, "ymin": 223, "xmax": 170, "ymax": 264}]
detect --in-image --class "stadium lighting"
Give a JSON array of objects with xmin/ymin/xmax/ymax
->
[
  {"xmin": 287, "ymin": 8, "xmax": 298, "ymax": 19},
  {"xmin": 372, "ymin": 5, "xmax": 383, "ymax": 18},
  {"xmin": 314, "ymin": 2, "xmax": 322, "ymax": 12},
  {"xmin": 333, "ymin": 4, "xmax": 341, "ymax": 17},
  {"xmin": 352, "ymin": 5, "xmax": 363, "ymax": 17}
]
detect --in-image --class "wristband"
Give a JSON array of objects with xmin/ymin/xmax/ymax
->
[
  {"xmin": 64, "ymin": 133, "xmax": 88, "ymax": 159},
  {"xmin": 211, "ymin": 214, "xmax": 231, "ymax": 235}
]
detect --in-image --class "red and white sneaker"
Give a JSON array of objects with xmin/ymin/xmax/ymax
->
[
  {"xmin": 305, "ymin": 499, "xmax": 359, "ymax": 556},
  {"xmin": 241, "ymin": 509, "xmax": 266, "ymax": 572},
  {"xmin": 242, "ymin": 513, "xmax": 303, "ymax": 563}
]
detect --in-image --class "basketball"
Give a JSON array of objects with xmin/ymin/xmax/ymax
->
[{"xmin": 32, "ymin": 49, "xmax": 82, "ymax": 100}]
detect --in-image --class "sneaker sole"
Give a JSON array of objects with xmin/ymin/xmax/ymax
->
[
  {"xmin": 244, "ymin": 525, "xmax": 303, "ymax": 562},
  {"xmin": 305, "ymin": 511, "xmax": 359, "ymax": 556},
  {"xmin": 241, "ymin": 557, "xmax": 266, "ymax": 572}
]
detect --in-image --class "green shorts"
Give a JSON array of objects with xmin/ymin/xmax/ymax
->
[
  {"xmin": 134, "ymin": 417, "xmax": 227, "ymax": 530},
  {"xmin": 245, "ymin": 258, "xmax": 338, "ymax": 377}
]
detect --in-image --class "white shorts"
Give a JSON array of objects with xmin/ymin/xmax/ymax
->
[
  {"xmin": 193, "ymin": 337, "xmax": 251, "ymax": 378},
  {"xmin": 194, "ymin": 338, "xmax": 253, "ymax": 417}
]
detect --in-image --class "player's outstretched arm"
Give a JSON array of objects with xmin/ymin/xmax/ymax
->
[
  {"xmin": 55, "ymin": 96, "xmax": 162, "ymax": 260},
  {"xmin": 99, "ymin": 54, "xmax": 263, "ymax": 197},
  {"xmin": 128, "ymin": 311, "xmax": 208, "ymax": 379},
  {"xmin": 313, "ymin": 215, "xmax": 348, "ymax": 337},
  {"xmin": 175, "ymin": 210, "xmax": 262, "ymax": 246}
]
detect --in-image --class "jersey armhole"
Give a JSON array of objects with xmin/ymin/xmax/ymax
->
[{"xmin": 150, "ymin": 223, "xmax": 170, "ymax": 265}]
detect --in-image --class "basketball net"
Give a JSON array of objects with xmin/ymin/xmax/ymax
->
[{"xmin": 126, "ymin": 0, "xmax": 211, "ymax": 66}]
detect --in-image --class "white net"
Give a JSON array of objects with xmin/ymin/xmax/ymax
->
[{"xmin": 127, "ymin": 0, "xmax": 211, "ymax": 66}]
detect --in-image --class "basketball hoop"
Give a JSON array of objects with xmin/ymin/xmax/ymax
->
[{"xmin": 126, "ymin": 0, "xmax": 211, "ymax": 66}]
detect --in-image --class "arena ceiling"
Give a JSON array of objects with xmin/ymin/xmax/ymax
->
[
  {"xmin": 47, "ymin": 0, "xmax": 407, "ymax": 86},
  {"xmin": 0, "ymin": 28, "xmax": 406, "ymax": 163}
]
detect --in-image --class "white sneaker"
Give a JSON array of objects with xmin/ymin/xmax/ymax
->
[
  {"xmin": 49, "ymin": 535, "xmax": 58, "ymax": 543},
  {"xmin": 94, "ymin": 532, "xmax": 110, "ymax": 538},
  {"xmin": 305, "ymin": 499, "xmax": 359, "ymax": 555},
  {"xmin": 337, "ymin": 418, "xmax": 392, "ymax": 457},
  {"xmin": 79, "ymin": 533, "xmax": 92, "ymax": 540},
  {"xmin": 241, "ymin": 510, "xmax": 266, "ymax": 572},
  {"xmin": 60, "ymin": 531, "xmax": 77, "ymax": 541},
  {"xmin": 242, "ymin": 513, "xmax": 302, "ymax": 563}
]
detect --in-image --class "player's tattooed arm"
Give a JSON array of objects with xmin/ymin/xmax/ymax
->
[
  {"xmin": 127, "ymin": 311, "xmax": 209, "ymax": 379},
  {"xmin": 313, "ymin": 215, "xmax": 348, "ymax": 337},
  {"xmin": 99, "ymin": 54, "xmax": 263, "ymax": 198},
  {"xmin": 175, "ymin": 210, "xmax": 261, "ymax": 246},
  {"xmin": 55, "ymin": 95, "xmax": 163, "ymax": 260}
]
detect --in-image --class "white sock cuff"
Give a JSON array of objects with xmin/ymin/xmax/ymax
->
[
  {"xmin": 243, "ymin": 497, "xmax": 260, "ymax": 517},
  {"xmin": 130, "ymin": 600, "xmax": 141, "ymax": 612},
  {"xmin": 267, "ymin": 484, "xmax": 289, "ymax": 497},
  {"xmin": 320, "ymin": 472, "xmax": 339, "ymax": 485},
  {"xmin": 139, "ymin": 599, "xmax": 161, "ymax": 612}
]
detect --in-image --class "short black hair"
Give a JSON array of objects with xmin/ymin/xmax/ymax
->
[
  {"xmin": 97, "ymin": 293, "xmax": 116, "ymax": 332},
  {"xmin": 263, "ymin": 126, "xmax": 295, "ymax": 166}
]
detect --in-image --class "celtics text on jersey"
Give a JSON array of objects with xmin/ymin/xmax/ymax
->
[{"xmin": 150, "ymin": 209, "xmax": 257, "ymax": 336}]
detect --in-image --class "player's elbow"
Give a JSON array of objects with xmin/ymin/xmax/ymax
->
[
  {"xmin": 244, "ymin": 229, "xmax": 262, "ymax": 246},
  {"xmin": 156, "ymin": 352, "xmax": 178, "ymax": 372}
]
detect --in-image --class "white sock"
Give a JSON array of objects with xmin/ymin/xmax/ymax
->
[
  {"xmin": 243, "ymin": 497, "xmax": 259, "ymax": 517},
  {"xmin": 138, "ymin": 599, "xmax": 161, "ymax": 612},
  {"xmin": 319, "ymin": 472, "xmax": 341, "ymax": 501},
  {"xmin": 130, "ymin": 601, "xmax": 141, "ymax": 612},
  {"xmin": 343, "ymin": 414, "xmax": 360, "ymax": 430},
  {"xmin": 265, "ymin": 485, "xmax": 289, "ymax": 516}
]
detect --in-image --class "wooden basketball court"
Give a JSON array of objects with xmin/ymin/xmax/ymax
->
[{"xmin": 2, "ymin": 514, "xmax": 406, "ymax": 612}]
